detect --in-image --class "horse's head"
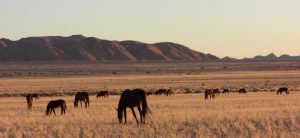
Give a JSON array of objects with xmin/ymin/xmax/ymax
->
[
  {"xmin": 116, "ymin": 107, "xmax": 123, "ymax": 123},
  {"xmin": 45, "ymin": 109, "xmax": 50, "ymax": 115},
  {"xmin": 74, "ymin": 100, "xmax": 78, "ymax": 107}
]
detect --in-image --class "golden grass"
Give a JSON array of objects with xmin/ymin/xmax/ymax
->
[{"xmin": 0, "ymin": 92, "xmax": 299, "ymax": 137}]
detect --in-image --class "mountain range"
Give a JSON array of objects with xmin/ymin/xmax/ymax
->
[
  {"xmin": 223, "ymin": 53, "xmax": 300, "ymax": 61},
  {"xmin": 0, "ymin": 35, "xmax": 219, "ymax": 62},
  {"xmin": 0, "ymin": 35, "xmax": 299, "ymax": 62}
]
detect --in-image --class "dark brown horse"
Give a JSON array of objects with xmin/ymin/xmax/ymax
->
[
  {"xmin": 222, "ymin": 89, "xmax": 229, "ymax": 94},
  {"xmin": 46, "ymin": 99, "xmax": 66, "ymax": 116},
  {"xmin": 238, "ymin": 88, "xmax": 247, "ymax": 94},
  {"xmin": 26, "ymin": 94, "xmax": 39, "ymax": 109},
  {"xmin": 213, "ymin": 89, "xmax": 221, "ymax": 95},
  {"xmin": 166, "ymin": 89, "xmax": 175, "ymax": 96},
  {"xmin": 155, "ymin": 89, "xmax": 166, "ymax": 96},
  {"xmin": 277, "ymin": 87, "xmax": 289, "ymax": 95},
  {"xmin": 117, "ymin": 89, "xmax": 150, "ymax": 125},
  {"xmin": 97, "ymin": 91, "xmax": 109, "ymax": 98},
  {"xmin": 74, "ymin": 92, "xmax": 89, "ymax": 108},
  {"xmin": 204, "ymin": 89, "xmax": 215, "ymax": 100},
  {"xmin": 147, "ymin": 91, "xmax": 153, "ymax": 96},
  {"xmin": 155, "ymin": 89, "xmax": 174, "ymax": 96}
]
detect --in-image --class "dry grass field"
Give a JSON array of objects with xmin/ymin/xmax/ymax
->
[
  {"xmin": 0, "ymin": 62, "xmax": 300, "ymax": 137},
  {"xmin": 0, "ymin": 93, "xmax": 299, "ymax": 137},
  {"xmin": 0, "ymin": 70, "xmax": 300, "ymax": 96}
]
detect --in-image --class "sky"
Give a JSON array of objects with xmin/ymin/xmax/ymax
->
[{"xmin": 0, "ymin": 0, "xmax": 299, "ymax": 58}]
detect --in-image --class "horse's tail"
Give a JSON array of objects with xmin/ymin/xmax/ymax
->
[{"xmin": 141, "ymin": 92, "xmax": 151, "ymax": 117}]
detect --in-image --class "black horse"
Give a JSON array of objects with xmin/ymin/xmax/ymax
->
[
  {"xmin": 238, "ymin": 88, "xmax": 247, "ymax": 94},
  {"xmin": 117, "ymin": 89, "xmax": 150, "ymax": 125},
  {"xmin": 277, "ymin": 87, "xmax": 289, "ymax": 95},
  {"xmin": 74, "ymin": 92, "xmax": 90, "ymax": 108},
  {"xmin": 155, "ymin": 89, "xmax": 174, "ymax": 96},
  {"xmin": 46, "ymin": 99, "xmax": 66, "ymax": 116},
  {"xmin": 97, "ymin": 91, "xmax": 109, "ymax": 98},
  {"xmin": 147, "ymin": 91, "xmax": 154, "ymax": 96},
  {"xmin": 155, "ymin": 89, "xmax": 166, "ymax": 96},
  {"xmin": 222, "ymin": 89, "xmax": 229, "ymax": 94}
]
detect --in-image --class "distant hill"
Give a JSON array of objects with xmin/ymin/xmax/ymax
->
[
  {"xmin": 221, "ymin": 56, "xmax": 238, "ymax": 61},
  {"xmin": 0, "ymin": 35, "xmax": 219, "ymax": 62},
  {"xmin": 223, "ymin": 53, "xmax": 300, "ymax": 61}
]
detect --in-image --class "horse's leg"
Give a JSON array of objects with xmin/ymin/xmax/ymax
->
[
  {"xmin": 137, "ymin": 105, "xmax": 143, "ymax": 124},
  {"xmin": 27, "ymin": 100, "xmax": 30, "ymax": 109},
  {"xmin": 60, "ymin": 106, "xmax": 65, "ymax": 115},
  {"xmin": 87, "ymin": 98, "xmax": 89, "ymax": 108},
  {"xmin": 130, "ymin": 107, "xmax": 139, "ymax": 125},
  {"xmin": 64, "ymin": 107, "xmax": 66, "ymax": 114},
  {"xmin": 49, "ymin": 109, "xmax": 52, "ymax": 115},
  {"xmin": 80, "ymin": 101, "xmax": 82, "ymax": 107},
  {"xmin": 53, "ymin": 109, "xmax": 56, "ymax": 115},
  {"xmin": 124, "ymin": 109, "xmax": 127, "ymax": 124}
]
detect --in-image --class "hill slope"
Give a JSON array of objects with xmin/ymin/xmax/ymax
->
[{"xmin": 0, "ymin": 35, "xmax": 219, "ymax": 62}]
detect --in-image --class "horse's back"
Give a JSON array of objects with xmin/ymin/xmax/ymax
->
[
  {"xmin": 48, "ymin": 99, "xmax": 65, "ymax": 108},
  {"xmin": 98, "ymin": 91, "xmax": 109, "ymax": 95},
  {"xmin": 279, "ymin": 87, "xmax": 288, "ymax": 91},
  {"xmin": 119, "ymin": 89, "xmax": 146, "ymax": 107},
  {"xmin": 75, "ymin": 92, "xmax": 89, "ymax": 99}
]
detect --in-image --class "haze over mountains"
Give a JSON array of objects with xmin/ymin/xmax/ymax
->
[
  {"xmin": 0, "ymin": 35, "xmax": 299, "ymax": 62},
  {"xmin": 0, "ymin": 35, "xmax": 219, "ymax": 62}
]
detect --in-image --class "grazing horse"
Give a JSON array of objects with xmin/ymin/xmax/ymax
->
[
  {"xmin": 213, "ymin": 89, "xmax": 221, "ymax": 95},
  {"xmin": 204, "ymin": 89, "xmax": 215, "ymax": 100},
  {"xmin": 97, "ymin": 91, "xmax": 109, "ymax": 98},
  {"xmin": 277, "ymin": 87, "xmax": 289, "ymax": 95},
  {"xmin": 26, "ymin": 94, "xmax": 39, "ymax": 109},
  {"xmin": 166, "ymin": 89, "xmax": 175, "ymax": 96},
  {"xmin": 147, "ymin": 91, "xmax": 153, "ymax": 96},
  {"xmin": 222, "ymin": 89, "xmax": 229, "ymax": 94},
  {"xmin": 46, "ymin": 99, "xmax": 66, "ymax": 116},
  {"xmin": 238, "ymin": 88, "xmax": 247, "ymax": 94},
  {"xmin": 32, "ymin": 94, "xmax": 39, "ymax": 99},
  {"xmin": 117, "ymin": 89, "xmax": 150, "ymax": 125},
  {"xmin": 74, "ymin": 92, "xmax": 89, "ymax": 108},
  {"xmin": 155, "ymin": 89, "xmax": 173, "ymax": 96},
  {"xmin": 155, "ymin": 89, "xmax": 166, "ymax": 96}
]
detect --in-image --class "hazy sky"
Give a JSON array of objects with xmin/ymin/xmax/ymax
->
[{"xmin": 1, "ymin": 0, "xmax": 299, "ymax": 58}]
